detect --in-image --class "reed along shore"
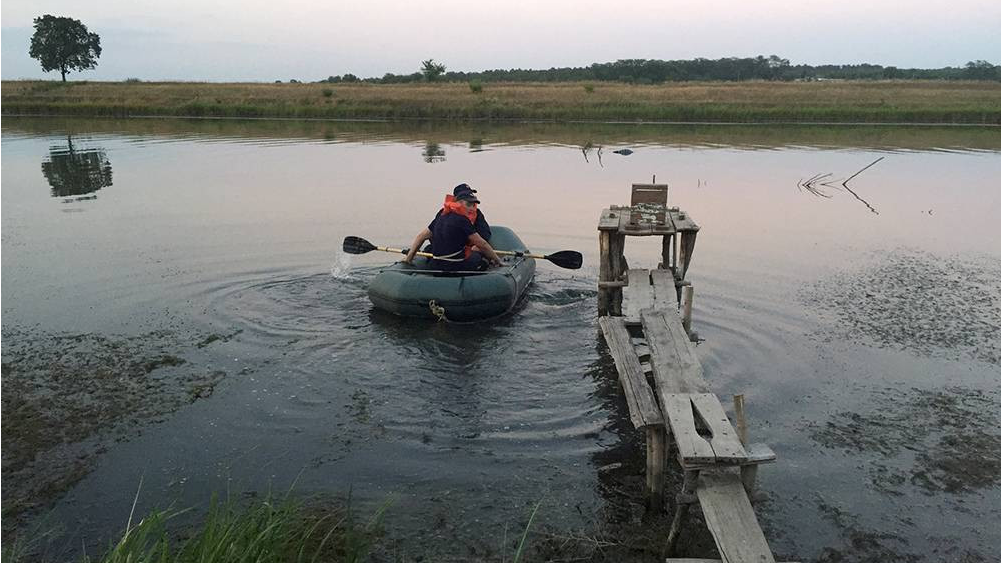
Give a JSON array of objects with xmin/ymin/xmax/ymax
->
[{"xmin": 2, "ymin": 79, "xmax": 999, "ymax": 124}]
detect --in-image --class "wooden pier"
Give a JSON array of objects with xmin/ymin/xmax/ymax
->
[{"xmin": 597, "ymin": 184, "xmax": 785, "ymax": 562}]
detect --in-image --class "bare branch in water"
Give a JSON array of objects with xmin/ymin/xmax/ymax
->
[
  {"xmin": 843, "ymin": 183, "xmax": 880, "ymax": 214},
  {"xmin": 843, "ymin": 157, "xmax": 884, "ymax": 186},
  {"xmin": 800, "ymin": 173, "xmax": 835, "ymax": 198}
]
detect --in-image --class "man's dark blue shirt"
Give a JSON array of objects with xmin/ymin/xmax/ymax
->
[
  {"xmin": 430, "ymin": 209, "xmax": 490, "ymax": 242},
  {"xmin": 428, "ymin": 212, "xmax": 475, "ymax": 259}
]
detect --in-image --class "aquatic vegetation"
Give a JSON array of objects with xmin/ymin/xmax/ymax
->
[
  {"xmin": 802, "ymin": 249, "xmax": 1001, "ymax": 364},
  {"xmin": 0, "ymin": 328, "xmax": 229, "ymax": 523},
  {"xmin": 811, "ymin": 386, "xmax": 1000, "ymax": 496}
]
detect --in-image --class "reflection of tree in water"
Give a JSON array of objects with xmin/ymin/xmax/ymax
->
[
  {"xmin": 422, "ymin": 141, "xmax": 446, "ymax": 163},
  {"xmin": 41, "ymin": 136, "xmax": 113, "ymax": 199}
]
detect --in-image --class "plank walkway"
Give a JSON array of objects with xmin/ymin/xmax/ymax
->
[{"xmin": 597, "ymin": 185, "xmax": 784, "ymax": 562}]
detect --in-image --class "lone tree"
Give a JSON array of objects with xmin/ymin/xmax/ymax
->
[
  {"xmin": 421, "ymin": 59, "xmax": 446, "ymax": 82},
  {"xmin": 29, "ymin": 15, "xmax": 102, "ymax": 81}
]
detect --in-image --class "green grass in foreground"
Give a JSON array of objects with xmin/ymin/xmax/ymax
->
[
  {"xmin": 2, "ymin": 80, "xmax": 999, "ymax": 124},
  {"xmin": 3, "ymin": 494, "xmax": 389, "ymax": 563},
  {"xmin": 1, "ymin": 494, "xmax": 547, "ymax": 563}
]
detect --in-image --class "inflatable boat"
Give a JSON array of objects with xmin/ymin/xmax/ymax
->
[{"xmin": 367, "ymin": 226, "xmax": 536, "ymax": 322}]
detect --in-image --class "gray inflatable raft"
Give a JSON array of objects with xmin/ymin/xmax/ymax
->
[{"xmin": 367, "ymin": 226, "xmax": 536, "ymax": 322}]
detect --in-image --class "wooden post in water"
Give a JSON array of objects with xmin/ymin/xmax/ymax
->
[
  {"xmin": 661, "ymin": 234, "xmax": 673, "ymax": 271},
  {"xmin": 598, "ymin": 231, "xmax": 612, "ymax": 315},
  {"xmin": 610, "ymin": 234, "xmax": 626, "ymax": 315},
  {"xmin": 666, "ymin": 468, "xmax": 699, "ymax": 553},
  {"xmin": 733, "ymin": 394, "xmax": 758, "ymax": 497},
  {"xmin": 681, "ymin": 286, "xmax": 694, "ymax": 335},
  {"xmin": 646, "ymin": 426, "xmax": 666, "ymax": 512}
]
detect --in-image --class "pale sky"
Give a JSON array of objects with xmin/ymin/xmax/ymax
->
[{"xmin": 2, "ymin": 0, "xmax": 999, "ymax": 81}]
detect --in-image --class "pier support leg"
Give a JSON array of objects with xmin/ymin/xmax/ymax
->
[
  {"xmin": 679, "ymin": 231, "xmax": 698, "ymax": 280},
  {"xmin": 646, "ymin": 426, "xmax": 666, "ymax": 512},
  {"xmin": 610, "ymin": 234, "xmax": 625, "ymax": 316},
  {"xmin": 598, "ymin": 232, "xmax": 626, "ymax": 316},
  {"xmin": 665, "ymin": 469, "xmax": 699, "ymax": 554},
  {"xmin": 733, "ymin": 394, "xmax": 759, "ymax": 497},
  {"xmin": 598, "ymin": 231, "xmax": 612, "ymax": 316},
  {"xmin": 681, "ymin": 285, "xmax": 694, "ymax": 335},
  {"xmin": 661, "ymin": 234, "xmax": 673, "ymax": 271}
]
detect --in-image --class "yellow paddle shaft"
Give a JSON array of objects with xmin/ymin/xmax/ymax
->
[{"xmin": 376, "ymin": 246, "xmax": 542, "ymax": 260}]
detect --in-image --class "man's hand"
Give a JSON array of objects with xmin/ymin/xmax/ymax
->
[{"xmin": 468, "ymin": 233, "xmax": 502, "ymax": 266}]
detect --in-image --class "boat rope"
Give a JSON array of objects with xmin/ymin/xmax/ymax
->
[{"xmin": 428, "ymin": 300, "xmax": 446, "ymax": 321}]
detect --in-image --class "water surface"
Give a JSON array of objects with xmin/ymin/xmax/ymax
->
[{"xmin": 2, "ymin": 117, "xmax": 999, "ymax": 561}]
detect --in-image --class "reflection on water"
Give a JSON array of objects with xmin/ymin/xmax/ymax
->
[
  {"xmin": 2, "ymin": 116, "xmax": 999, "ymax": 152},
  {"xmin": 581, "ymin": 142, "xmax": 604, "ymax": 167},
  {"xmin": 40, "ymin": 136, "xmax": 113, "ymax": 199},
  {"xmin": 1, "ymin": 116, "xmax": 999, "ymax": 562},
  {"xmin": 798, "ymin": 158, "xmax": 883, "ymax": 214},
  {"xmin": 422, "ymin": 141, "xmax": 446, "ymax": 163}
]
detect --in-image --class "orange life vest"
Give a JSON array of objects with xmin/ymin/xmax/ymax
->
[{"xmin": 440, "ymin": 194, "xmax": 478, "ymax": 259}]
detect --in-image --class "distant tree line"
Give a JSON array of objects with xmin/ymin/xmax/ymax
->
[{"xmin": 318, "ymin": 56, "xmax": 1000, "ymax": 84}]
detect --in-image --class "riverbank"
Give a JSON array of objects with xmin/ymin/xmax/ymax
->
[{"xmin": 2, "ymin": 80, "xmax": 999, "ymax": 124}]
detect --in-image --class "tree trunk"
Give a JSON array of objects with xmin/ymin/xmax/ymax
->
[{"xmin": 61, "ymin": 67, "xmax": 66, "ymax": 82}]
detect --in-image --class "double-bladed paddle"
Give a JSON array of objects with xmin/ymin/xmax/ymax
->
[{"xmin": 342, "ymin": 236, "xmax": 583, "ymax": 270}]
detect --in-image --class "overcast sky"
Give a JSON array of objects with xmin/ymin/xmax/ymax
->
[{"xmin": 2, "ymin": 0, "xmax": 999, "ymax": 81}]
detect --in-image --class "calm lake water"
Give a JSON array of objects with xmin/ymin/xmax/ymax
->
[{"xmin": 2, "ymin": 117, "xmax": 999, "ymax": 562}]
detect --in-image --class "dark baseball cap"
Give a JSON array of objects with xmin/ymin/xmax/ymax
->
[
  {"xmin": 456, "ymin": 192, "xmax": 480, "ymax": 204},
  {"xmin": 453, "ymin": 183, "xmax": 477, "ymax": 197}
]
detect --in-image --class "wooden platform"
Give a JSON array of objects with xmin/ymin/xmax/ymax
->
[
  {"xmin": 597, "ymin": 189, "xmax": 783, "ymax": 561},
  {"xmin": 597, "ymin": 184, "xmax": 701, "ymax": 316}
]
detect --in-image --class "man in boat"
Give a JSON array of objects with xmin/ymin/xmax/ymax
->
[
  {"xmin": 435, "ymin": 184, "xmax": 491, "ymax": 241},
  {"xmin": 403, "ymin": 184, "xmax": 502, "ymax": 271}
]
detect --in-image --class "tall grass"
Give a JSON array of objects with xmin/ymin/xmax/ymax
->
[
  {"xmin": 2, "ymin": 80, "xmax": 998, "ymax": 124},
  {"xmin": 70, "ymin": 493, "xmax": 389, "ymax": 563}
]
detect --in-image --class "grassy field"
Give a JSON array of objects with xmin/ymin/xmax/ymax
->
[{"xmin": 2, "ymin": 80, "xmax": 999, "ymax": 124}]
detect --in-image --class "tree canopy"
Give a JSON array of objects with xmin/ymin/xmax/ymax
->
[
  {"xmin": 420, "ymin": 59, "xmax": 446, "ymax": 82},
  {"xmin": 29, "ymin": 15, "xmax": 102, "ymax": 81},
  {"xmin": 320, "ymin": 56, "xmax": 1000, "ymax": 85}
]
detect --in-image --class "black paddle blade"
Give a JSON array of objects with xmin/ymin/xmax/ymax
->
[
  {"xmin": 545, "ymin": 250, "xmax": 583, "ymax": 270},
  {"xmin": 342, "ymin": 236, "xmax": 377, "ymax": 255}
]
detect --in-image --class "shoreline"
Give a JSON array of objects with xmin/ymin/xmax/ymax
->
[
  {"xmin": 4, "ymin": 112, "xmax": 1001, "ymax": 127},
  {"xmin": 3, "ymin": 79, "xmax": 999, "ymax": 125}
]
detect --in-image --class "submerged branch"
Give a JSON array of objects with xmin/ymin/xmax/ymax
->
[{"xmin": 843, "ymin": 156, "xmax": 884, "ymax": 186}]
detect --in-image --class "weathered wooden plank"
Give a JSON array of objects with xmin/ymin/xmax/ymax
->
[
  {"xmin": 642, "ymin": 309, "xmax": 708, "ymax": 394},
  {"xmin": 598, "ymin": 208, "xmax": 621, "ymax": 231},
  {"xmin": 622, "ymin": 269, "xmax": 655, "ymax": 325},
  {"xmin": 651, "ymin": 269, "xmax": 679, "ymax": 310},
  {"xmin": 697, "ymin": 468, "xmax": 776, "ymax": 563},
  {"xmin": 647, "ymin": 426, "xmax": 667, "ymax": 511},
  {"xmin": 598, "ymin": 316, "xmax": 663, "ymax": 429},
  {"xmin": 670, "ymin": 209, "xmax": 700, "ymax": 232},
  {"xmin": 662, "ymin": 394, "xmax": 715, "ymax": 465},
  {"xmin": 690, "ymin": 393, "xmax": 748, "ymax": 463},
  {"xmin": 744, "ymin": 443, "xmax": 777, "ymax": 464}
]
